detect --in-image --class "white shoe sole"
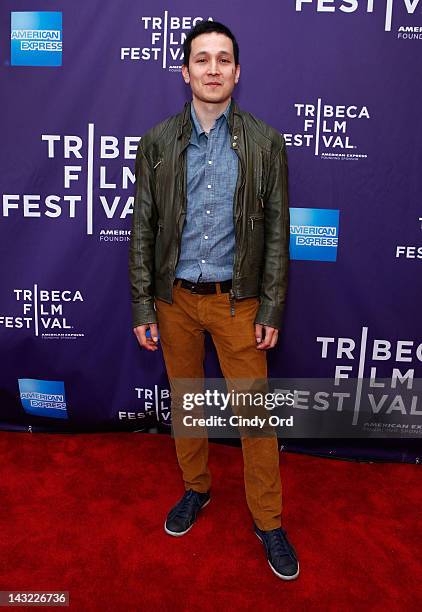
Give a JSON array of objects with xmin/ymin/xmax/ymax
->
[
  {"xmin": 255, "ymin": 532, "xmax": 300, "ymax": 580},
  {"xmin": 164, "ymin": 497, "xmax": 211, "ymax": 537}
]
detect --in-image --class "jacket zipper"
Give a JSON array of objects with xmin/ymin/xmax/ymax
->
[
  {"xmin": 232, "ymin": 140, "xmax": 246, "ymax": 299},
  {"xmin": 173, "ymin": 149, "xmax": 187, "ymax": 276}
]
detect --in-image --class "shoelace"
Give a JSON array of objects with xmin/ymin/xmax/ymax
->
[
  {"xmin": 266, "ymin": 529, "xmax": 293, "ymax": 560},
  {"xmin": 171, "ymin": 491, "xmax": 201, "ymax": 519}
]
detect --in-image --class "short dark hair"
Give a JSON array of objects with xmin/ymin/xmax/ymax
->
[{"xmin": 183, "ymin": 20, "xmax": 239, "ymax": 68}]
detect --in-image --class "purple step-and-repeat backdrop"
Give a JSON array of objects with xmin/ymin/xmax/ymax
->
[{"xmin": 1, "ymin": 1, "xmax": 422, "ymax": 460}]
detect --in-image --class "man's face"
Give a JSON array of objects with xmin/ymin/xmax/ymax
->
[{"xmin": 182, "ymin": 32, "xmax": 240, "ymax": 104}]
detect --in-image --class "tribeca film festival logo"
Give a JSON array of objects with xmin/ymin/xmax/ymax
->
[
  {"xmin": 2, "ymin": 129, "xmax": 140, "ymax": 241},
  {"xmin": 290, "ymin": 208, "xmax": 340, "ymax": 261},
  {"xmin": 0, "ymin": 285, "xmax": 84, "ymax": 340},
  {"xmin": 18, "ymin": 378, "xmax": 68, "ymax": 420},
  {"xmin": 295, "ymin": 0, "xmax": 422, "ymax": 39},
  {"xmin": 316, "ymin": 326, "xmax": 422, "ymax": 433},
  {"xmin": 284, "ymin": 100, "xmax": 370, "ymax": 160},
  {"xmin": 10, "ymin": 12, "xmax": 62, "ymax": 66},
  {"xmin": 395, "ymin": 216, "xmax": 422, "ymax": 260},
  {"xmin": 118, "ymin": 386, "xmax": 171, "ymax": 426},
  {"xmin": 121, "ymin": 13, "xmax": 213, "ymax": 71}
]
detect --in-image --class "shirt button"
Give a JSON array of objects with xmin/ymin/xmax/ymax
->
[
  {"xmin": 207, "ymin": 184, "xmax": 212, "ymax": 189},
  {"xmin": 206, "ymin": 210, "xmax": 210, "ymax": 214},
  {"xmin": 208, "ymin": 160, "xmax": 212, "ymax": 165},
  {"xmin": 201, "ymin": 259, "xmax": 206, "ymax": 263},
  {"xmin": 232, "ymin": 142, "xmax": 237, "ymax": 148},
  {"xmin": 204, "ymin": 235, "xmax": 208, "ymax": 239}
]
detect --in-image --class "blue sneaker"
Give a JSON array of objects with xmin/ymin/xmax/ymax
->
[
  {"xmin": 164, "ymin": 489, "xmax": 211, "ymax": 536},
  {"xmin": 255, "ymin": 525, "xmax": 300, "ymax": 580}
]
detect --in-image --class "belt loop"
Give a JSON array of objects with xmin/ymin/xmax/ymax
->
[{"xmin": 216, "ymin": 282, "xmax": 221, "ymax": 295}]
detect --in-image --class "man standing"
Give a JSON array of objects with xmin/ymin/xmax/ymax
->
[{"xmin": 129, "ymin": 21, "xmax": 298, "ymax": 580}]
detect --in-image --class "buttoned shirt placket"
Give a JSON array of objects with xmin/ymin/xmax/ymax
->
[{"xmin": 199, "ymin": 118, "xmax": 222, "ymax": 279}]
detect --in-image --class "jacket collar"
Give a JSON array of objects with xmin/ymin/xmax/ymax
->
[{"xmin": 177, "ymin": 97, "xmax": 241, "ymax": 140}]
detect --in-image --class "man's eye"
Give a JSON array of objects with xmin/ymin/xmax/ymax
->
[
  {"xmin": 197, "ymin": 59, "xmax": 206, "ymax": 63},
  {"xmin": 220, "ymin": 59, "xmax": 230, "ymax": 63}
]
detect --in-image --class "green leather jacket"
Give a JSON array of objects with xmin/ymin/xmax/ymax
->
[{"xmin": 129, "ymin": 98, "xmax": 290, "ymax": 330}]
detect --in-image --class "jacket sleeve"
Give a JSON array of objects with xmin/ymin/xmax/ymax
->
[
  {"xmin": 254, "ymin": 135, "xmax": 290, "ymax": 330},
  {"xmin": 128, "ymin": 139, "xmax": 158, "ymax": 328}
]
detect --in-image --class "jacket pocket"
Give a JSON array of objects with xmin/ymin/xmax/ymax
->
[
  {"xmin": 249, "ymin": 213, "xmax": 264, "ymax": 231},
  {"xmin": 155, "ymin": 221, "xmax": 164, "ymax": 273},
  {"xmin": 256, "ymin": 150, "xmax": 265, "ymax": 210},
  {"xmin": 153, "ymin": 158, "xmax": 164, "ymax": 204},
  {"xmin": 248, "ymin": 213, "xmax": 265, "ymax": 267}
]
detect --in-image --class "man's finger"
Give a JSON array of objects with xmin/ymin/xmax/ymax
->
[
  {"xmin": 256, "ymin": 327, "xmax": 273, "ymax": 349},
  {"xmin": 134, "ymin": 326, "xmax": 146, "ymax": 346},
  {"xmin": 256, "ymin": 326, "xmax": 278, "ymax": 350},
  {"xmin": 269, "ymin": 330, "xmax": 279, "ymax": 349},
  {"xmin": 149, "ymin": 323, "xmax": 159, "ymax": 343},
  {"xmin": 255, "ymin": 323, "xmax": 263, "ymax": 344}
]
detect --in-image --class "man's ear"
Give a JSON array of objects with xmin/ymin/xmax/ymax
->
[
  {"xmin": 181, "ymin": 64, "xmax": 190, "ymax": 84},
  {"xmin": 234, "ymin": 63, "xmax": 240, "ymax": 84}
]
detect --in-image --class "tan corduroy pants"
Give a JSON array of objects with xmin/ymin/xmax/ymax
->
[{"xmin": 155, "ymin": 281, "xmax": 282, "ymax": 530}]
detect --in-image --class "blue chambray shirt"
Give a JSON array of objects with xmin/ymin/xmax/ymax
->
[{"xmin": 175, "ymin": 99, "xmax": 239, "ymax": 283}]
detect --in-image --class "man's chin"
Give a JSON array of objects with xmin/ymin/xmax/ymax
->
[{"xmin": 195, "ymin": 90, "xmax": 233, "ymax": 104}]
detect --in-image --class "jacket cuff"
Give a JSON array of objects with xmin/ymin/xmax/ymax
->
[
  {"xmin": 254, "ymin": 302, "xmax": 285, "ymax": 330},
  {"xmin": 131, "ymin": 302, "xmax": 157, "ymax": 328}
]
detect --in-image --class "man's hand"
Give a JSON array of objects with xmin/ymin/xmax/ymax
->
[
  {"xmin": 255, "ymin": 324, "xmax": 279, "ymax": 350},
  {"xmin": 133, "ymin": 323, "xmax": 160, "ymax": 351}
]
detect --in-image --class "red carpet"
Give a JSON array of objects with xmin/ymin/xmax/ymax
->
[{"xmin": 0, "ymin": 432, "xmax": 421, "ymax": 611}]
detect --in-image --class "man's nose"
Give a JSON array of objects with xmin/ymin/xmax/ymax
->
[{"xmin": 207, "ymin": 59, "xmax": 220, "ymax": 74}]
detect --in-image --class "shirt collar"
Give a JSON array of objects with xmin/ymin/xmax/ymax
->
[{"xmin": 190, "ymin": 99, "xmax": 232, "ymax": 140}]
